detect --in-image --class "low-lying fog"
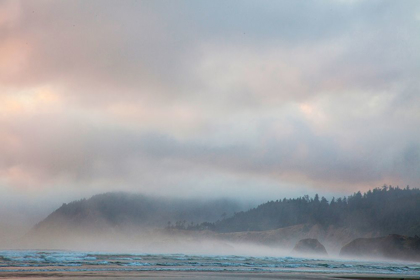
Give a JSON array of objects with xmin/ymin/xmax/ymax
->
[{"xmin": 14, "ymin": 227, "xmax": 308, "ymax": 259}]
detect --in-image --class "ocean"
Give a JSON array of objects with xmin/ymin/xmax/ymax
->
[{"xmin": 0, "ymin": 250, "xmax": 419, "ymax": 279}]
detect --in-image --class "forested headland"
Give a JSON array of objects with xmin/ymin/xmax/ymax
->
[
  {"xmin": 32, "ymin": 186, "xmax": 420, "ymax": 240},
  {"xmin": 179, "ymin": 186, "xmax": 420, "ymax": 236}
]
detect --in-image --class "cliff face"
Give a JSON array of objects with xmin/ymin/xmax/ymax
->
[{"xmin": 340, "ymin": 234, "xmax": 420, "ymax": 261}]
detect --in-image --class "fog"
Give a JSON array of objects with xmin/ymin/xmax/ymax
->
[
  {"xmin": 13, "ymin": 221, "xmax": 332, "ymax": 260},
  {"xmin": 1, "ymin": 0, "xmax": 420, "ymax": 264},
  {"xmin": 15, "ymin": 227, "xmax": 292, "ymax": 257}
]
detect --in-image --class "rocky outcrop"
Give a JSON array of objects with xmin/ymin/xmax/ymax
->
[
  {"xmin": 292, "ymin": 238, "xmax": 328, "ymax": 256},
  {"xmin": 340, "ymin": 234, "xmax": 420, "ymax": 261},
  {"xmin": 213, "ymin": 224, "xmax": 376, "ymax": 255}
]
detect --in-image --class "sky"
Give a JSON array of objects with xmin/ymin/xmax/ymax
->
[{"xmin": 0, "ymin": 0, "xmax": 420, "ymax": 229}]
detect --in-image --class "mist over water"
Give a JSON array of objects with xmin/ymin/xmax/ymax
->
[{"xmin": 1, "ymin": 189, "xmax": 420, "ymax": 280}]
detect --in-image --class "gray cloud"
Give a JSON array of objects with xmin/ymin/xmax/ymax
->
[
  {"xmin": 1, "ymin": 105, "xmax": 419, "ymax": 197},
  {"xmin": 0, "ymin": 0, "xmax": 419, "ymax": 209}
]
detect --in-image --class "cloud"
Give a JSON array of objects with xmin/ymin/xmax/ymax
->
[{"xmin": 0, "ymin": 0, "xmax": 419, "ymax": 206}]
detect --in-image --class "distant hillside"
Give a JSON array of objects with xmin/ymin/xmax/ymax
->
[
  {"xmin": 205, "ymin": 186, "xmax": 420, "ymax": 236},
  {"xmin": 31, "ymin": 192, "xmax": 245, "ymax": 234},
  {"xmin": 26, "ymin": 186, "xmax": 420, "ymax": 253}
]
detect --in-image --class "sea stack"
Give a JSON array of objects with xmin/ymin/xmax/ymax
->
[
  {"xmin": 340, "ymin": 234, "xmax": 420, "ymax": 261},
  {"xmin": 292, "ymin": 238, "xmax": 328, "ymax": 256}
]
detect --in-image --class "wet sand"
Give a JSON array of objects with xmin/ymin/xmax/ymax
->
[{"xmin": 0, "ymin": 271, "xmax": 418, "ymax": 280}]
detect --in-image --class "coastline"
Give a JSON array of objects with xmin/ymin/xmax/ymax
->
[{"xmin": 0, "ymin": 271, "xmax": 418, "ymax": 280}]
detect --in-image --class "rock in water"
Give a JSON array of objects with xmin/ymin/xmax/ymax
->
[
  {"xmin": 292, "ymin": 238, "xmax": 328, "ymax": 256},
  {"xmin": 340, "ymin": 234, "xmax": 420, "ymax": 261}
]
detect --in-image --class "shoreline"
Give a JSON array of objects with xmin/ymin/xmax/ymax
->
[{"xmin": 0, "ymin": 271, "xmax": 418, "ymax": 280}]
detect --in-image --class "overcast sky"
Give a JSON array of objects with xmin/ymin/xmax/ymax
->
[{"xmin": 1, "ymin": 0, "xmax": 420, "ymax": 222}]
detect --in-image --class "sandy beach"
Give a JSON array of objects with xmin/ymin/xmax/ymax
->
[{"xmin": 1, "ymin": 271, "xmax": 419, "ymax": 280}]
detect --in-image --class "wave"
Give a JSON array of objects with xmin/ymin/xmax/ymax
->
[{"xmin": 0, "ymin": 250, "xmax": 419, "ymax": 276}]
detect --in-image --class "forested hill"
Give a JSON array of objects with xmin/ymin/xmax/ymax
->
[
  {"xmin": 32, "ymin": 192, "xmax": 245, "ymax": 232},
  {"xmin": 204, "ymin": 186, "xmax": 420, "ymax": 236},
  {"xmin": 32, "ymin": 187, "xmax": 420, "ymax": 239}
]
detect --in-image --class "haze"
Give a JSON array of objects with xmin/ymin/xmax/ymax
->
[{"xmin": 0, "ymin": 0, "xmax": 419, "ymax": 244}]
